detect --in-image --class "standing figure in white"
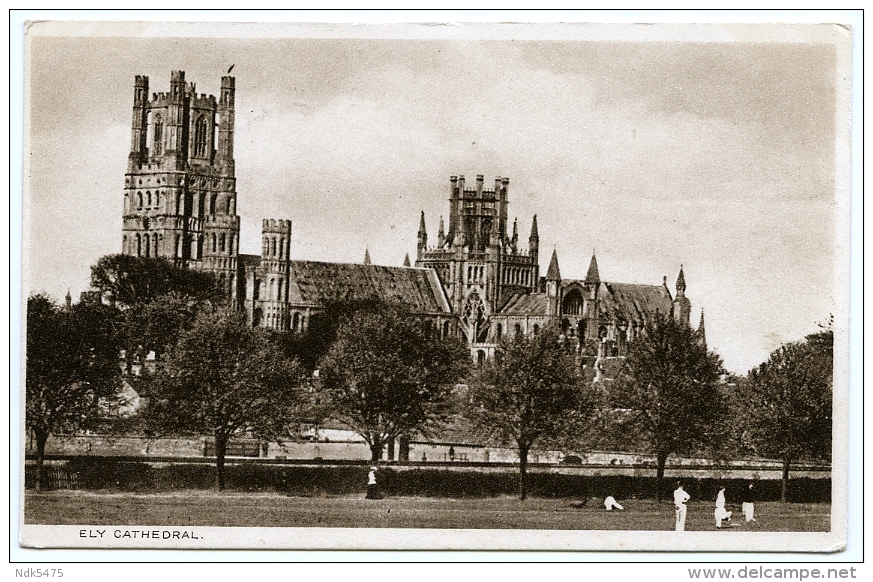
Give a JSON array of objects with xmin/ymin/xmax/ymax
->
[
  {"xmin": 741, "ymin": 482, "xmax": 757, "ymax": 522},
  {"xmin": 674, "ymin": 482, "xmax": 690, "ymax": 531},
  {"xmin": 714, "ymin": 486, "xmax": 732, "ymax": 528},
  {"xmin": 365, "ymin": 466, "xmax": 381, "ymax": 500}
]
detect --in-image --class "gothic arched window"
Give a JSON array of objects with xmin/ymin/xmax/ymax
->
[
  {"xmin": 562, "ymin": 289, "xmax": 584, "ymax": 316},
  {"xmin": 136, "ymin": 234, "xmax": 141, "ymax": 256},
  {"xmin": 229, "ymin": 235, "xmax": 235, "ymax": 254},
  {"xmin": 211, "ymin": 234, "xmax": 217, "ymax": 253},
  {"xmin": 209, "ymin": 194, "xmax": 217, "ymax": 215},
  {"xmin": 220, "ymin": 234, "xmax": 226, "ymax": 252},
  {"xmin": 194, "ymin": 115, "xmax": 209, "ymax": 157},
  {"xmin": 144, "ymin": 234, "xmax": 150, "ymax": 257},
  {"xmin": 137, "ymin": 192, "xmax": 143, "ymax": 210},
  {"xmin": 153, "ymin": 116, "xmax": 163, "ymax": 156}
]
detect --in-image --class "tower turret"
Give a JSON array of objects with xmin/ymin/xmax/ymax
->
[
  {"xmin": 672, "ymin": 265, "xmax": 691, "ymax": 326},
  {"xmin": 448, "ymin": 175, "xmax": 459, "ymax": 245},
  {"xmin": 163, "ymin": 70, "xmax": 187, "ymax": 169},
  {"xmin": 437, "ymin": 216, "xmax": 445, "ymax": 248},
  {"xmin": 254, "ymin": 219, "xmax": 293, "ymax": 331},
  {"xmin": 698, "ymin": 308, "xmax": 707, "ymax": 349},
  {"xmin": 546, "ymin": 248, "xmax": 561, "ymax": 281},
  {"xmin": 545, "ymin": 248, "xmax": 561, "ymax": 316},
  {"xmin": 403, "ymin": 253, "xmax": 411, "ymax": 267},
  {"xmin": 500, "ymin": 177, "xmax": 510, "ymax": 244},
  {"xmin": 676, "ymin": 265, "xmax": 686, "ymax": 297},
  {"xmin": 364, "ymin": 247, "xmax": 372, "ymax": 265},
  {"xmin": 417, "ymin": 211, "xmax": 427, "ymax": 254},
  {"xmin": 217, "ymin": 76, "xmax": 236, "ymax": 175},
  {"xmin": 584, "ymin": 252, "xmax": 601, "ymax": 305},
  {"xmin": 128, "ymin": 75, "xmax": 149, "ymax": 170},
  {"xmin": 455, "ymin": 175, "xmax": 466, "ymax": 247},
  {"xmin": 528, "ymin": 214, "xmax": 539, "ymax": 256}
]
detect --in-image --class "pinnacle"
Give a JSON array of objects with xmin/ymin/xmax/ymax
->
[
  {"xmin": 585, "ymin": 253, "xmax": 600, "ymax": 284},
  {"xmin": 546, "ymin": 248, "xmax": 561, "ymax": 281}
]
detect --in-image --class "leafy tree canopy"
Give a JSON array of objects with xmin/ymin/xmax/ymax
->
[
  {"xmin": 742, "ymin": 327, "xmax": 833, "ymax": 464},
  {"xmin": 120, "ymin": 292, "xmax": 204, "ymax": 362},
  {"xmin": 278, "ymin": 298, "xmax": 388, "ymax": 372},
  {"xmin": 470, "ymin": 326, "xmax": 595, "ymax": 498},
  {"xmin": 90, "ymin": 254, "xmax": 221, "ymax": 309},
  {"xmin": 147, "ymin": 310, "xmax": 302, "ymax": 489},
  {"xmin": 609, "ymin": 312, "xmax": 724, "ymax": 499},
  {"xmin": 26, "ymin": 294, "xmax": 122, "ymax": 490},
  {"xmin": 316, "ymin": 306, "xmax": 469, "ymax": 461},
  {"xmin": 472, "ymin": 326, "xmax": 593, "ymax": 452},
  {"xmin": 611, "ymin": 312, "xmax": 725, "ymax": 458}
]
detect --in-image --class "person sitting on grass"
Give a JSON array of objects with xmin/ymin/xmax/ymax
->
[{"xmin": 604, "ymin": 495, "xmax": 624, "ymax": 511}]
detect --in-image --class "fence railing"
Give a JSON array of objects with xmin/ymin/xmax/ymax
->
[{"xmin": 24, "ymin": 467, "xmax": 79, "ymax": 490}]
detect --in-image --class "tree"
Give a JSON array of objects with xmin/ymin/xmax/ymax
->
[
  {"xmin": 90, "ymin": 254, "xmax": 221, "ymax": 309},
  {"xmin": 119, "ymin": 292, "xmax": 204, "ymax": 372},
  {"xmin": 316, "ymin": 307, "xmax": 469, "ymax": 462},
  {"xmin": 147, "ymin": 311, "xmax": 302, "ymax": 489},
  {"xmin": 26, "ymin": 295, "xmax": 122, "ymax": 491},
  {"xmin": 610, "ymin": 312, "xmax": 725, "ymax": 502},
  {"xmin": 740, "ymin": 328, "xmax": 833, "ymax": 502},
  {"xmin": 278, "ymin": 298, "xmax": 388, "ymax": 373},
  {"xmin": 470, "ymin": 327, "xmax": 594, "ymax": 500},
  {"xmin": 89, "ymin": 255, "xmax": 221, "ymax": 381}
]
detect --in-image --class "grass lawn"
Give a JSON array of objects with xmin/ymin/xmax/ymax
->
[{"xmin": 24, "ymin": 491, "xmax": 830, "ymax": 531}]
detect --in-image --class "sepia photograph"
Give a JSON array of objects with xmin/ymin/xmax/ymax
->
[{"xmin": 16, "ymin": 19, "xmax": 852, "ymax": 552}]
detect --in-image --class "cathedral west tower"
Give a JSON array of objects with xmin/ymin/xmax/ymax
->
[{"xmin": 121, "ymin": 71, "xmax": 241, "ymax": 304}]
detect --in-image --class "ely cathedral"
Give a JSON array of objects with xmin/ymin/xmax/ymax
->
[{"xmin": 121, "ymin": 71, "xmax": 702, "ymax": 369}]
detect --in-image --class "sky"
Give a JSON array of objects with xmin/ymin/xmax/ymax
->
[{"xmin": 22, "ymin": 23, "xmax": 848, "ymax": 374}]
